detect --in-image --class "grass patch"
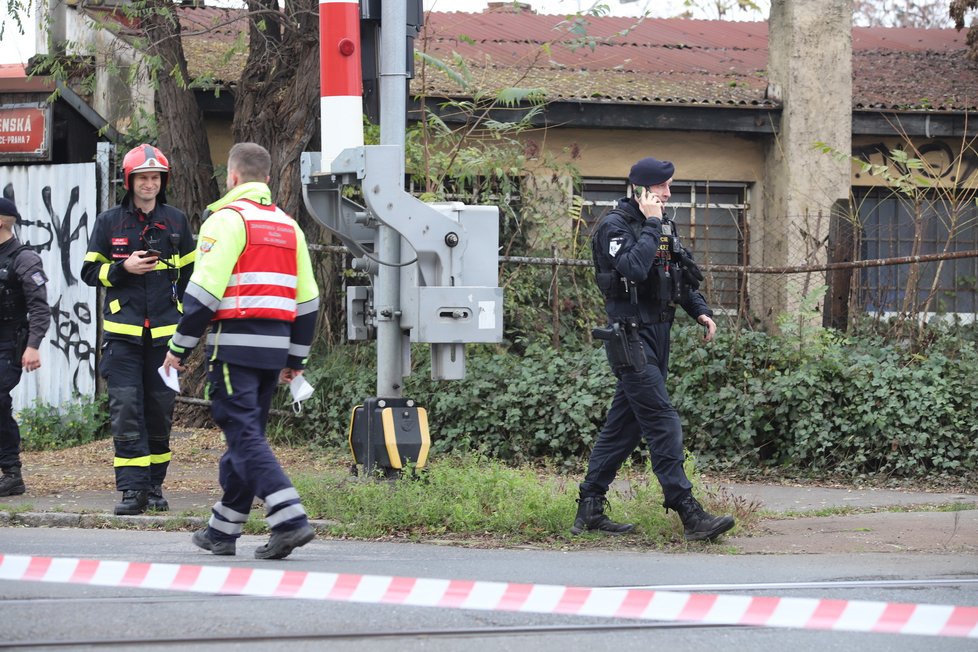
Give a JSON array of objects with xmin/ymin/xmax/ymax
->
[
  {"xmin": 0, "ymin": 502, "xmax": 34, "ymax": 515},
  {"xmin": 292, "ymin": 453, "xmax": 757, "ymax": 547}
]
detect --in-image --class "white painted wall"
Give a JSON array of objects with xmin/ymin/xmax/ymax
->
[{"xmin": 0, "ymin": 163, "xmax": 98, "ymax": 412}]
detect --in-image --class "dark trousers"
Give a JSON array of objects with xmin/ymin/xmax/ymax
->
[
  {"xmin": 0, "ymin": 341, "xmax": 23, "ymax": 471},
  {"xmin": 99, "ymin": 337, "xmax": 174, "ymax": 491},
  {"xmin": 580, "ymin": 321, "xmax": 693, "ymax": 507},
  {"xmin": 205, "ymin": 361, "xmax": 308, "ymax": 542}
]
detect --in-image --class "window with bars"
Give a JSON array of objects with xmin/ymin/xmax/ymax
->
[
  {"xmin": 855, "ymin": 188, "xmax": 978, "ymax": 316},
  {"xmin": 579, "ymin": 179, "xmax": 749, "ymax": 309}
]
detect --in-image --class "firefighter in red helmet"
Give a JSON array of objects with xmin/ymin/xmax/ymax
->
[{"xmin": 82, "ymin": 144, "xmax": 196, "ymax": 515}]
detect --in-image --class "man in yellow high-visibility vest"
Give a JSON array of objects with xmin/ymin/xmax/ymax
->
[{"xmin": 164, "ymin": 142, "xmax": 320, "ymax": 560}]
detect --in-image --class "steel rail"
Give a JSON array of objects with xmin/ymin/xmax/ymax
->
[
  {"xmin": 609, "ymin": 577, "xmax": 978, "ymax": 592},
  {"xmin": 0, "ymin": 621, "xmax": 743, "ymax": 649}
]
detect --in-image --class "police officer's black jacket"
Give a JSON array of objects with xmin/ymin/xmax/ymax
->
[
  {"xmin": 592, "ymin": 197, "xmax": 712, "ymax": 325},
  {"xmin": 81, "ymin": 200, "xmax": 195, "ymax": 346},
  {"xmin": 0, "ymin": 237, "xmax": 51, "ymax": 348}
]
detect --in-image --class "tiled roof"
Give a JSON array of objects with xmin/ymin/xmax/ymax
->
[
  {"xmin": 177, "ymin": 7, "xmax": 250, "ymax": 84},
  {"xmin": 118, "ymin": 7, "xmax": 977, "ymax": 112},
  {"xmin": 0, "ymin": 63, "xmax": 55, "ymax": 92},
  {"xmin": 417, "ymin": 12, "xmax": 976, "ymax": 111}
]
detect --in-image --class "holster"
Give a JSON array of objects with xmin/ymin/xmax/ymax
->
[
  {"xmin": 14, "ymin": 326, "xmax": 28, "ymax": 363},
  {"xmin": 592, "ymin": 321, "xmax": 647, "ymax": 372},
  {"xmin": 1, "ymin": 324, "xmax": 29, "ymax": 367}
]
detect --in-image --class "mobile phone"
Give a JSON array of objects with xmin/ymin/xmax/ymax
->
[{"xmin": 141, "ymin": 249, "xmax": 161, "ymax": 258}]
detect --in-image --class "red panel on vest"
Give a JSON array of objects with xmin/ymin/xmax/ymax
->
[
  {"xmin": 217, "ymin": 201, "xmax": 299, "ymax": 322},
  {"xmin": 246, "ymin": 220, "xmax": 298, "ymax": 249}
]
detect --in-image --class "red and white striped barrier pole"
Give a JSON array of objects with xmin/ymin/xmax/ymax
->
[
  {"xmin": 1, "ymin": 554, "xmax": 976, "ymax": 639},
  {"xmin": 319, "ymin": 0, "xmax": 363, "ymax": 172}
]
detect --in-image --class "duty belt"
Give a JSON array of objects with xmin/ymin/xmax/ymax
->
[{"xmin": 644, "ymin": 307, "xmax": 676, "ymax": 324}]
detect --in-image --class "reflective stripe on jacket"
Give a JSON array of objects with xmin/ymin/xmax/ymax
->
[{"xmin": 81, "ymin": 202, "xmax": 195, "ymax": 346}]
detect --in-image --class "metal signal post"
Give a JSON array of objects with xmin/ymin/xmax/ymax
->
[{"xmin": 302, "ymin": 0, "xmax": 503, "ymax": 473}]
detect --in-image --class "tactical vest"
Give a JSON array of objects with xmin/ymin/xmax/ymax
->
[
  {"xmin": 214, "ymin": 200, "xmax": 299, "ymax": 322},
  {"xmin": 592, "ymin": 210, "xmax": 670, "ymax": 305},
  {"xmin": 0, "ymin": 244, "xmax": 29, "ymax": 328}
]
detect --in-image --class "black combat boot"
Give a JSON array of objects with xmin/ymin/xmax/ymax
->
[
  {"xmin": 570, "ymin": 495, "xmax": 635, "ymax": 535},
  {"xmin": 0, "ymin": 467, "xmax": 25, "ymax": 497},
  {"xmin": 192, "ymin": 528, "xmax": 236, "ymax": 556},
  {"xmin": 255, "ymin": 524, "xmax": 316, "ymax": 560},
  {"xmin": 114, "ymin": 489, "xmax": 148, "ymax": 516},
  {"xmin": 147, "ymin": 485, "xmax": 169, "ymax": 511},
  {"xmin": 667, "ymin": 493, "xmax": 735, "ymax": 542}
]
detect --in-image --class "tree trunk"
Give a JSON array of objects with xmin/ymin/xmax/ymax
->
[
  {"xmin": 231, "ymin": 0, "xmax": 344, "ymax": 343},
  {"xmin": 142, "ymin": 0, "xmax": 220, "ymax": 228}
]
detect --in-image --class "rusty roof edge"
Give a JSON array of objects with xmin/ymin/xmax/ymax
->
[{"xmin": 413, "ymin": 89, "xmax": 779, "ymax": 108}]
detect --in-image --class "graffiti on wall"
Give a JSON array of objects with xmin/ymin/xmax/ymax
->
[
  {"xmin": 1, "ymin": 164, "xmax": 98, "ymax": 412},
  {"xmin": 853, "ymin": 140, "xmax": 978, "ymax": 185}
]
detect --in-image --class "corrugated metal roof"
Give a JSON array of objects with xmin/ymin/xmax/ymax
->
[{"xmin": 111, "ymin": 7, "xmax": 976, "ymax": 112}]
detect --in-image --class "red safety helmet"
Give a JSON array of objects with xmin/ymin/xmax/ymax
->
[{"xmin": 122, "ymin": 144, "xmax": 170, "ymax": 191}]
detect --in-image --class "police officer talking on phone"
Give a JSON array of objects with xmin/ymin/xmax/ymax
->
[
  {"xmin": 573, "ymin": 156, "xmax": 735, "ymax": 541},
  {"xmin": 82, "ymin": 144, "xmax": 195, "ymax": 516}
]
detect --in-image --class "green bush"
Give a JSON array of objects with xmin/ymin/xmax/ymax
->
[
  {"xmin": 670, "ymin": 323, "xmax": 978, "ymax": 478},
  {"xmin": 267, "ymin": 321, "xmax": 978, "ymax": 479},
  {"xmin": 18, "ymin": 394, "xmax": 110, "ymax": 451}
]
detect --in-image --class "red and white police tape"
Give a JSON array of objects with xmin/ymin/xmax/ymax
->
[{"xmin": 1, "ymin": 554, "xmax": 976, "ymax": 638}]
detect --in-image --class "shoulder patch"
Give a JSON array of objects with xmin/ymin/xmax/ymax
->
[
  {"xmin": 31, "ymin": 271, "xmax": 47, "ymax": 286},
  {"xmin": 199, "ymin": 236, "xmax": 216, "ymax": 253},
  {"xmin": 609, "ymin": 237, "xmax": 624, "ymax": 258}
]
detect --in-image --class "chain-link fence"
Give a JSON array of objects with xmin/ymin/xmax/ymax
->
[
  {"xmin": 307, "ymin": 185, "xmax": 978, "ymax": 345},
  {"xmin": 578, "ymin": 183, "xmax": 978, "ymax": 331}
]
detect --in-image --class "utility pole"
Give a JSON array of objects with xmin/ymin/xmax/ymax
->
[{"xmin": 374, "ymin": 0, "xmax": 406, "ymax": 397}]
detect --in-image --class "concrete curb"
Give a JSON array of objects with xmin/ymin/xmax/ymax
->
[{"xmin": 0, "ymin": 510, "xmax": 336, "ymax": 532}]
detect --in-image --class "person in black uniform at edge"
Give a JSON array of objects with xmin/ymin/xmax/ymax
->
[
  {"xmin": 0, "ymin": 198, "xmax": 52, "ymax": 497},
  {"xmin": 573, "ymin": 156, "xmax": 736, "ymax": 542},
  {"xmin": 81, "ymin": 144, "xmax": 195, "ymax": 515}
]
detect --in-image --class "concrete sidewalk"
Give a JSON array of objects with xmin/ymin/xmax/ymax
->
[
  {"xmin": 5, "ymin": 480, "xmax": 975, "ymax": 518},
  {"xmin": 720, "ymin": 482, "xmax": 978, "ymax": 554},
  {"xmin": 3, "ymin": 480, "xmax": 977, "ymax": 554},
  {"xmin": 721, "ymin": 481, "xmax": 978, "ymax": 513}
]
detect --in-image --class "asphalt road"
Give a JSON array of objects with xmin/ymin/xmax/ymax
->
[{"xmin": 1, "ymin": 527, "xmax": 975, "ymax": 651}]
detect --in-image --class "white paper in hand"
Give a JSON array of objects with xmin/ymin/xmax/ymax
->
[
  {"xmin": 290, "ymin": 375, "xmax": 314, "ymax": 402},
  {"xmin": 158, "ymin": 365, "xmax": 180, "ymax": 393}
]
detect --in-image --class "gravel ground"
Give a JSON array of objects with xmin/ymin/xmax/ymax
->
[{"xmin": 19, "ymin": 428, "xmax": 328, "ymax": 495}]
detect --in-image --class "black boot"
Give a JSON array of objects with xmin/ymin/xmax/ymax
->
[
  {"xmin": 667, "ymin": 493, "xmax": 735, "ymax": 542},
  {"xmin": 0, "ymin": 467, "xmax": 25, "ymax": 497},
  {"xmin": 254, "ymin": 524, "xmax": 316, "ymax": 560},
  {"xmin": 114, "ymin": 489, "xmax": 148, "ymax": 515},
  {"xmin": 147, "ymin": 485, "xmax": 169, "ymax": 511},
  {"xmin": 192, "ymin": 528, "xmax": 236, "ymax": 556},
  {"xmin": 570, "ymin": 496, "xmax": 635, "ymax": 535}
]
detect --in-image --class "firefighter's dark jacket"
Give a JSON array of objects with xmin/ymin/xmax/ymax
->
[
  {"xmin": 593, "ymin": 197, "xmax": 712, "ymax": 324},
  {"xmin": 81, "ymin": 201, "xmax": 195, "ymax": 345}
]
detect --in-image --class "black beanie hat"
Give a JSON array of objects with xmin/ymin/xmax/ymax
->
[
  {"xmin": 0, "ymin": 197, "xmax": 20, "ymax": 221},
  {"xmin": 628, "ymin": 157, "xmax": 675, "ymax": 186}
]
